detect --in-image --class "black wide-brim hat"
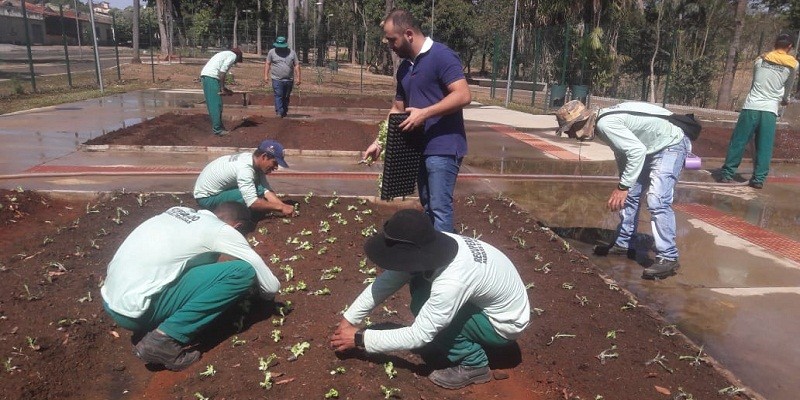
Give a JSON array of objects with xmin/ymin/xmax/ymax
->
[{"xmin": 364, "ymin": 209, "xmax": 459, "ymax": 272}]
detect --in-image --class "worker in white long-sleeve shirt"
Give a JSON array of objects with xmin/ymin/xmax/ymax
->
[
  {"xmin": 101, "ymin": 202, "xmax": 280, "ymax": 371},
  {"xmin": 330, "ymin": 209, "xmax": 530, "ymax": 390}
]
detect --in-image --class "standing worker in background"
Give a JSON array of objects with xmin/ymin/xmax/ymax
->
[
  {"xmin": 719, "ymin": 33, "xmax": 798, "ymax": 189},
  {"xmin": 362, "ymin": 9, "xmax": 472, "ymax": 233},
  {"xmin": 556, "ymin": 100, "xmax": 690, "ymax": 280},
  {"xmin": 200, "ymin": 48, "xmax": 243, "ymax": 136},
  {"xmin": 264, "ymin": 36, "xmax": 301, "ymax": 118}
]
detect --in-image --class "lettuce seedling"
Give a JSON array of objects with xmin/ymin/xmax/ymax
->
[
  {"xmin": 194, "ymin": 393, "xmax": 209, "ymax": 400},
  {"xmin": 546, "ymin": 332, "xmax": 576, "ymax": 345},
  {"xmin": 299, "ymin": 229, "xmax": 312, "ymax": 236},
  {"xmin": 324, "ymin": 388, "xmax": 339, "ymax": 398},
  {"xmin": 383, "ymin": 362, "xmax": 397, "ymax": 379},
  {"xmin": 290, "ymin": 341, "xmax": 311, "ymax": 358},
  {"xmin": 360, "ymin": 225, "xmax": 377, "ymax": 237},
  {"xmin": 382, "ymin": 306, "xmax": 398, "ymax": 316},
  {"xmin": 295, "ymin": 241, "xmax": 313, "ymax": 251},
  {"xmin": 281, "ymin": 218, "xmax": 291, "ymax": 224},
  {"xmin": 353, "ymin": 215, "xmax": 363, "ymax": 223},
  {"xmin": 319, "ymin": 220, "xmax": 331, "ymax": 233},
  {"xmin": 312, "ymin": 287, "xmax": 331, "ymax": 296},
  {"xmin": 269, "ymin": 254, "xmax": 281, "ymax": 263},
  {"xmin": 280, "ymin": 265, "xmax": 294, "ymax": 282},
  {"xmin": 363, "ymin": 277, "xmax": 376, "ymax": 285},
  {"xmin": 271, "ymin": 329, "xmax": 282, "ymax": 343},
  {"xmin": 296, "ymin": 281, "xmax": 307, "ymax": 291},
  {"xmin": 320, "ymin": 266, "xmax": 342, "ymax": 280},
  {"xmin": 347, "ymin": 205, "xmax": 358, "ymax": 211},
  {"xmin": 304, "ymin": 192, "xmax": 314, "ymax": 203},
  {"xmin": 317, "ymin": 246, "xmax": 328, "ymax": 255},
  {"xmin": 380, "ymin": 385, "xmax": 401, "ymax": 399},
  {"xmin": 324, "ymin": 237, "xmax": 338, "ymax": 244},
  {"xmin": 231, "ymin": 336, "xmax": 246, "ymax": 347},
  {"xmin": 646, "ymin": 352, "xmax": 674, "ymax": 373},
  {"xmin": 596, "ymin": 345, "xmax": 618, "ymax": 364},
  {"xmin": 259, "ymin": 371, "xmax": 274, "ymax": 390},
  {"xmin": 247, "ymin": 236, "xmax": 260, "ymax": 247},
  {"xmin": 259, "ymin": 353, "xmax": 278, "ymax": 371},
  {"xmin": 358, "ymin": 198, "xmax": 368, "ymax": 205},
  {"xmin": 330, "ymin": 366, "xmax": 346, "ymax": 375},
  {"xmin": 199, "ymin": 364, "xmax": 216, "ymax": 377},
  {"xmin": 258, "ymin": 227, "xmax": 269, "ymax": 236}
]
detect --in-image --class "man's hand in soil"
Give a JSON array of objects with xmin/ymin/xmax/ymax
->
[
  {"xmin": 607, "ymin": 187, "xmax": 629, "ymax": 212},
  {"xmin": 399, "ymin": 107, "xmax": 429, "ymax": 132},
  {"xmin": 330, "ymin": 319, "xmax": 358, "ymax": 352},
  {"xmin": 362, "ymin": 142, "xmax": 382, "ymax": 165}
]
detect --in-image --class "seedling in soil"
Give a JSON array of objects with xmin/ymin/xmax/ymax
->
[
  {"xmin": 259, "ymin": 371, "xmax": 274, "ymax": 390},
  {"xmin": 272, "ymin": 317, "xmax": 285, "ymax": 327},
  {"xmin": 364, "ymin": 317, "xmax": 373, "ymax": 327},
  {"xmin": 299, "ymin": 229, "xmax": 312, "ymax": 236},
  {"xmin": 380, "ymin": 385, "xmax": 401, "ymax": 399},
  {"xmin": 525, "ymin": 282, "xmax": 535, "ymax": 290},
  {"xmin": 384, "ymin": 361, "xmax": 398, "ymax": 379},
  {"xmin": 330, "ymin": 366, "xmax": 346, "ymax": 375},
  {"xmin": 458, "ymin": 223, "xmax": 469, "ymax": 234},
  {"xmin": 645, "ymin": 352, "xmax": 674, "ymax": 373},
  {"xmin": 562, "ymin": 241, "xmax": 572, "ymax": 252},
  {"xmin": 606, "ymin": 330, "xmax": 624, "ymax": 339},
  {"xmin": 596, "ymin": 345, "xmax": 618, "ymax": 364},
  {"xmin": 678, "ymin": 346, "xmax": 708, "ymax": 366},
  {"xmin": 247, "ymin": 237, "xmax": 260, "ymax": 247},
  {"xmin": 562, "ymin": 282, "xmax": 576, "ymax": 290},
  {"xmin": 259, "ymin": 353, "xmax": 278, "ymax": 371},
  {"xmin": 481, "ymin": 204, "xmax": 490, "ymax": 213},
  {"xmin": 674, "ymin": 387, "xmax": 694, "ymax": 399},
  {"xmin": 575, "ymin": 295, "xmax": 590, "ymax": 306},
  {"xmin": 77, "ymin": 291, "xmax": 93, "ymax": 303},
  {"xmin": 512, "ymin": 235, "xmax": 526, "ymax": 249},
  {"xmin": 231, "ymin": 336, "xmax": 246, "ymax": 347},
  {"xmin": 465, "ymin": 195, "xmax": 476, "ymax": 205},
  {"xmin": 347, "ymin": 205, "xmax": 358, "ymax": 211},
  {"xmin": 319, "ymin": 220, "xmax": 331, "ymax": 233},
  {"xmin": 324, "ymin": 237, "xmax": 338, "ymax": 244},
  {"xmin": 111, "ymin": 207, "xmax": 129, "ymax": 225},
  {"xmin": 3, "ymin": 357, "xmax": 18, "ymax": 372},
  {"xmin": 286, "ymin": 236, "xmax": 299, "ymax": 244},
  {"xmin": 26, "ymin": 336, "xmax": 41, "ymax": 351},
  {"xmin": 199, "ymin": 364, "xmax": 216, "ymax": 377},
  {"xmin": 488, "ymin": 213, "xmax": 498, "ymax": 225},
  {"xmin": 296, "ymin": 281, "xmax": 308, "ymax": 291},
  {"xmin": 608, "ymin": 282, "xmax": 620, "ymax": 291},
  {"xmin": 312, "ymin": 287, "xmax": 331, "ymax": 296},
  {"xmin": 659, "ymin": 325, "xmax": 678, "ymax": 336},
  {"xmin": 382, "ymin": 306, "xmax": 398, "ymax": 316},
  {"xmin": 339, "ymin": 304, "xmax": 349, "ymax": 315},
  {"xmin": 194, "ymin": 392, "xmax": 209, "ymax": 400},
  {"xmin": 280, "ymin": 265, "xmax": 294, "ymax": 282},
  {"xmin": 358, "ymin": 198, "xmax": 368, "ymax": 205},
  {"xmin": 534, "ymin": 253, "xmax": 544, "ymax": 262},
  {"xmin": 285, "ymin": 254, "xmax": 304, "ymax": 262},
  {"xmin": 360, "ymin": 265, "xmax": 377, "ymax": 275},
  {"xmin": 289, "ymin": 341, "xmax": 311, "ymax": 359},
  {"xmin": 317, "ymin": 246, "xmax": 328, "ymax": 255},
  {"xmin": 325, "ymin": 199, "xmax": 339, "ymax": 209},
  {"xmin": 258, "ymin": 227, "xmax": 269, "ymax": 236},
  {"xmin": 86, "ymin": 203, "xmax": 100, "ymax": 214},
  {"xmin": 304, "ymin": 192, "xmax": 314, "ymax": 203},
  {"xmin": 354, "ymin": 214, "xmax": 363, "ymax": 223},
  {"xmin": 320, "ymin": 267, "xmax": 342, "ymax": 280},
  {"xmin": 281, "ymin": 218, "xmax": 291, "ymax": 224},
  {"xmin": 718, "ymin": 386, "xmax": 745, "ymax": 396},
  {"xmin": 22, "ymin": 284, "xmax": 41, "ymax": 301},
  {"xmin": 89, "ymin": 239, "xmax": 101, "ymax": 249},
  {"xmin": 360, "ymin": 225, "xmax": 378, "ymax": 237},
  {"xmin": 621, "ymin": 300, "xmax": 638, "ymax": 310},
  {"xmin": 325, "ymin": 388, "xmax": 340, "ymax": 398},
  {"xmin": 546, "ymin": 332, "xmax": 576, "ymax": 345},
  {"xmin": 271, "ymin": 329, "xmax": 282, "ymax": 343},
  {"xmin": 532, "ymin": 308, "xmax": 545, "ymax": 316},
  {"xmin": 361, "ymin": 209, "xmax": 373, "ymax": 215},
  {"xmin": 534, "ymin": 263, "xmax": 551, "ymax": 274},
  {"xmin": 363, "ymin": 277, "xmax": 376, "ymax": 284},
  {"xmin": 97, "ymin": 228, "xmax": 109, "ymax": 236},
  {"xmin": 471, "ymin": 230, "xmax": 482, "ymax": 240},
  {"xmin": 169, "ymin": 194, "xmax": 183, "ymax": 205},
  {"xmin": 295, "ymin": 241, "xmax": 313, "ymax": 251}
]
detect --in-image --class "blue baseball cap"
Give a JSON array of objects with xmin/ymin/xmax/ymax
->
[{"xmin": 258, "ymin": 140, "xmax": 289, "ymax": 168}]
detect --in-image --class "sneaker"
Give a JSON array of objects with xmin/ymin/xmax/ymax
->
[
  {"xmin": 133, "ymin": 330, "xmax": 200, "ymax": 371},
  {"xmin": 428, "ymin": 365, "xmax": 491, "ymax": 389},
  {"xmin": 749, "ymin": 181, "xmax": 763, "ymax": 189},
  {"xmin": 718, "ymin": 176, "xmax": 733, "ymax": 184},
  {"xmin": 642, "ymin": 258, "xmax": 680, "ymax": 280},
  {"xmin": 214, "ymin": 130, "xmax": 230, "ymax": 137},
  {"xmin": 593, "ymin": 244, "xmax": 636, "ymax": 259}
]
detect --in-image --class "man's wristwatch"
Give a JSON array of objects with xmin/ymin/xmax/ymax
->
[
  {"xmin": 354, "ymin": 328, "xmax": 365, "ymax": 348},
  {"xmin": 617, "ymin": 183, "xmax": 630, "ymax": 191}
]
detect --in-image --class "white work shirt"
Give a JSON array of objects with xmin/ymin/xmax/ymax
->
[
  {"xmin": 200, "ymin": 50, "xmax": 238, "ymax": 80},
  {"xmin": 743, "ymin": 56, "xmax": 799, "ymax": 114},
  {"xmin": 343, "ymin": 233, "xmax": 531, "ymax": 353},
  {"xmin": 193, "ymin": 153, "xmax": 272, "ymax": 207},
  {"xmin": 101, "ymin": 207, "xmax": 280, "ymax": 318}
]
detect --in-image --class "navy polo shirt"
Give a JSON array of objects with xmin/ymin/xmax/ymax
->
[{"xmin": 396, "ymin": 41, "xmax": 467, "ymax": 157}]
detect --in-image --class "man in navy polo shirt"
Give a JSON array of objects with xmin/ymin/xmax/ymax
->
[{"xmin": 363, "ymin": 9, "xmax": 472, "ymax": 233}]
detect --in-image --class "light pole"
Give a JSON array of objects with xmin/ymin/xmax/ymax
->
[
  {"xmin": 504, "ymin": 0, "xmax": 519, "ymax": 107},
  {"xmin": 431, "ymin": 0, "xmax": 435, "ymax": 39}
]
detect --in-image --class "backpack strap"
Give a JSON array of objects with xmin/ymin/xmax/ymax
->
[{"xmin": 596, "ymin": 110, "xmax": 672, "ymax": 123}]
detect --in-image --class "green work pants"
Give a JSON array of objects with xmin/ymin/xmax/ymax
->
[
  {"xmin": 196, "ymin": 185, "xmax": 266, "ymax": 210},
  {"xmin": 721, "ymin": 109, "xmax": 777, "ymax": 184},
  {"xmin": 103, "ymin": 260, "xmax": 256, "ymax": 344},
  {"xmin": 409, "ymin": 276, "xmax": 510, "ymax": 368},
  {"xmin": 201, "ymin": 76, "xmax": 225, "ymax": 134}
]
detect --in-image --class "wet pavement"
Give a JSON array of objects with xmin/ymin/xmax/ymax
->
[{"xmin": 2, "ymin": 89, "xmax": 800, "ymax": 399}]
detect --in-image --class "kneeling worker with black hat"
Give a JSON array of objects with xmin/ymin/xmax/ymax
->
[{"xmin": 329, "ymin": 209, "xmax": 530, "ymax": 389}]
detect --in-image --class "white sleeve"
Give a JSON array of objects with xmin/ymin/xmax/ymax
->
[
  {"xmin": 343, "ymin": 271, "xmax": 410, "ymax": 325},
  {"xmin": 213, "ymin": 225, "xmax": 280, "ymax": 298},
  {"xmin": 364, "ymin": 278, "xmax": 470, "ymax": 353},
  {"xmin": 597, "ymin": 118, "xmax": 646, "ymax": 188},
  {"xmin": 236, "ymin": 166, "xmax": 260, "ymax": 207}
]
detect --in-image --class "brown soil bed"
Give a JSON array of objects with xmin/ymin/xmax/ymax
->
[
  {"xmin": 85, "ymin": 112, "xmax": 379, "ymax": 151},
  {"xmin": 0, "ymin": 189, "xmax": 747, "ymax": 400},
  {"xmin": 692, "ymin": 124, "xmax": 800, "ymax": 160},
  {"xmin": 224, "ymin": 93, "xmax": 393, "ymax": 109}
]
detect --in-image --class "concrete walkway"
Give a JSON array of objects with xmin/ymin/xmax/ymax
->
[{"xmin": 2, "ymin": 89, "xmax": 800, "ymax": 399}]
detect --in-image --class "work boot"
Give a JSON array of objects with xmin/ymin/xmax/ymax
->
[
  {"xmin": 428, "ymin": 365, "xmax": 491, "ymax": 389},
  {"xmin": 215, "ymin": 130, "xmax": 230, "ymax": 137},
  {"xmin": 593, "ymin": 244, "xmax": 636, "ymax": 259},
  {"xmin": 749, "ymin": 181, "xmax": 763, "ymax": 189},
  {"xmin": 642, "ymin": 258, "xmax": 680, "ymax": 280},
  {"xmin": 133, "ymin": 330, "xmax": 200, "ymax": 371}
]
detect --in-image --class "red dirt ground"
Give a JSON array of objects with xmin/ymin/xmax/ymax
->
[
  {"xmin": 224, "ymin": 93, "xmax": 394, "ymax": 109},
  {"xmin": 0, "ymin": 190, "xmax": 748, "ymax": 400},
  {"xmin": 85, "ymin": 112, "xmax": 379, "ymax": 151}
]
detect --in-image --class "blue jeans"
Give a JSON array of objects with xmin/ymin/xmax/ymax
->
[
  {"xmin": 272, "ymin": 79, "xmax": 294, "ymax": 117},
  {"xmin": 614, "ymin": 136, "xmax": 690, "ymax": 261},
  {"xmin": 418, "ymin": 155, "xmax": 462, "ymax": 233}
]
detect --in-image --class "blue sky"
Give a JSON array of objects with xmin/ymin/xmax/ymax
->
[{"xmin": 103, "ymin": 0, "xmax": 144, "ymax": 10}]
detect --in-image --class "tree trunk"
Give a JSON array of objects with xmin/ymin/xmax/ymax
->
[
  {"xmin": 647, "ymin": 0, "xmax": 663, "ymax": 103},
  {"xmin": 155, "ymin": 0, "xmax": 171, "ymax": 59},
  {"xmin": 131, "ymin": 0, "xmax": 141, "ymax": 63},
  {"xmin": 257, "ymin": 0, "xmax": 262, "ymax": 55},
  {"xmin": 716, "ymin": 0, "xmax": 746, "ymax": 110},
  {"xmin": 233, "ymin": 6, "xmax": 239, "ymax": 48}
]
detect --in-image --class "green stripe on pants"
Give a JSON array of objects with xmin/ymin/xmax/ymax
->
[
  {"xmin": 410, "ymin": 276, "xmax": 510, "ymax": 368},
  {"xmin": 721, "ymin": 109, "xmax": 777, "ymax": 184},
  {"xmin": 103, "ymin": 260, "xmax": 256, "ymax": 344},
  {"xmin": 202, "ymin": 76, "xmax": 225, "ymax": 134}
]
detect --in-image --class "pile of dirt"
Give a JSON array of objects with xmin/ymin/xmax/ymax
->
[
  {"xmin": 226, "ymin": 93, "xmax": 393, "ymax": 109},
  {"xmin": 0, "ymin": 190, "xmax": 747, "ymax": 399},
  {"xmin": 85, "ymin": 112, "xmax": 379, "ymax": 151}
]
